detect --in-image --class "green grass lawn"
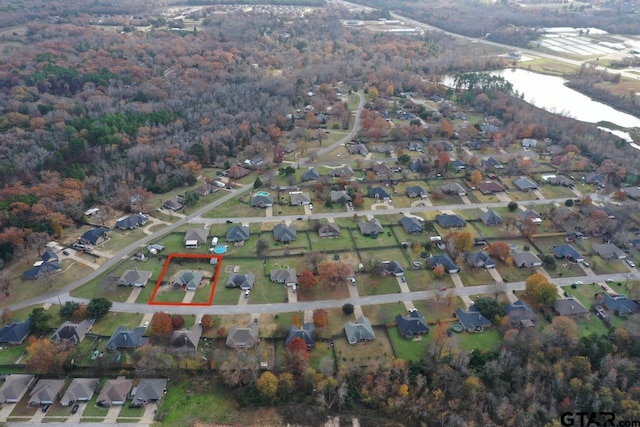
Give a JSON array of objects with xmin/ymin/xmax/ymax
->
[
  {"xmin": 118, "ymin": 403, "xmax": 143, "ymax": 419},
  {"xmin": 0, "ymin": 343, "xmax": 27, "ymax": 364},
  {"xmin": 575, "ymin": 314, "xmax": 609, "ymax": 337},
  {"xmin": 457, "ymin": 266, "xmax": 494, "ymax": 287},
  {"xmin": 591, "ymin": 257, "xmax": 630, "ymax": 275},
  {"xmin": 387, "ymin": 326, "xmax": 430, "ymax": 361},
  {"xmin": 81, "ymin": 386, "xmax": 108, "ymax": 419},
  {"xmin": 361, "ymin": 302, "xmax": 405, "ymax": 326},
  {"xmin": 496, "ymin": 264, "xmax": 538, "ymax": 284},
  {"xmin": 91, "ymin": 312, "xmax": 144, "ymax": 336},
  {"xmin": 404, "ymin": 269, "xmax": 453, "ymax": 292},
  {"xmin": 357, "ymin": 275, "xmax": 401, "ymax": 296},
  {"xmin": 212, "ymin": 284, "xmax": 242, "ymax": 306},
  {"xmin": 539, "ymin": 184, "xmax": 575, "ymax": 200},
  {"xmin": 202, "ymin": 195, "xmax": 257, "ymax": 219},
  {"xmin": 309, "ymin": 343, "xmax": 336, "ymax": 375},
  {"xmin": 333, "ymin": 332, "xmax": 394, "ymax": 370},
  {"xmin": 453, "ymin": 328, "xmax": 503, "ymax": 352},
  {"xmin": 308, "ymin": 231, "xmax": 354, "ymax": 252}
]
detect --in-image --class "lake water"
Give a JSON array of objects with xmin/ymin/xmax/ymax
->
[{"xmin": 444, "ymin": 69, "xmax": 640, "ymax": 142}]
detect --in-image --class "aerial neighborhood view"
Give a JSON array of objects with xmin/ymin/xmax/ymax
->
[{"xmin": 2, "ymin": 0, "xmax": 640, "ymax": 425}]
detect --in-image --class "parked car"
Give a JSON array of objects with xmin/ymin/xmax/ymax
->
[
  {"xmin": 226, "ymin": 220, "xmax": 233, "ymax": 224},
  {"xmin": 42, "ymin": 405, "xmax": 50, "ymax": 413},
  {"xmin": 62, "ymin": 250, "xmax": 70, "ymax": 255},
  {"xmin": 71, "ymin": 404, "xmax": 80, "ymax": 415},
  {"xmin": 627, "ymin": 260, "xmax": 636, "ymax": 268}
]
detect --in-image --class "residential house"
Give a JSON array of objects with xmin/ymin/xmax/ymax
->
[
  {"xmin": 358, "ymin": 218, "xmax": 383, "ymax": 236},
  {"xmin": 171, "ymin": 325, "xmax": 202, "ymax": 350},
  {"xmin": 226, "ymin": 225, "xmax": 250, "ymax": 243},
  {"xmin": 318, "ymin": 223, "xmax": 341, "ymax": 238},
  {"xmin": 483, "ymin": 157, "xmax": 503, "ymax": 169},
  {"xmin": 0, "ymin": 375, "xmax": 35, "ymax": 404},
  {"xmin": 519, "ymin": 209, "xmax": 542, "ymax": 224},
  {"xmin": 51, "ymin": 320, "xmax": 93, "ymax": 344},
  {"xmin": 302, "ymin": 168, "xmax": 321, "ymax": 182},
  {"xmin": 371, "ymin": 162, "xmax": 393, "ymax": 177},
  {"xmin": 285, "ymin": 322, "xmax": 316, "ymax": 348},
  {"xmin": 60, "ymin": 378, "xmax": 99, "ymax": 406},
  {"xmin": 409, "ymin": 158, "xmax": 425, "ymax": 173},
  {"xmin": 228, "ymin": 165, "xmax": 250, "ymax": 179},
  {"xmin": 400, "ymin": 216, "xmax": 423, "ymax": 234},
  {"xmin": 467, "ymin": 140, "xmax": 487, "ymax": 150},
  {"xmin": 131, "ymin": 379, "xmax": 168, "ymax": 407},
  {"xmin": 511, "ymin": 252, "xmax": 542, "ymax": 268},
  {"xmin": 465, "ymin": 251, "xmax": 496, "ymax": 269},
  {"xmin": 115, "ymin": 214, "xmax": 149, "ymax": 230},
  {"xmin": 367, "ymin": 187, "xmax": 391, "ymax": 200},
  {"xmin": 194, "ymin": 182, "xmax": 218, "ymax": 197},
  {"xmin": 283, "ymin": 142, "xmax": 297, "ymax": 153},
  {"xmin": 163, "ymin": 195, "xmax": 185, "ymax": 211},
  {"xmin": 622, "ymin": 187, "xmax": 640, "ymax": 200},
  {"xmin": 106, "ymin": 326, "xmax": 148, "ymax": 351},
  {"xmin": 289, "ymin": 192, "xmax": 311, "ymax": 206},
  {"xmin": 485, "ymin": 116, "xmax": 503, "ymax": 127},
  {"xmin": 24, "ymin": 250, "xmax": 62, "ymax": 280},
  {"xmin": 504, "ymin": 300, "xmax": 538, "ymax": 327},
  {"xmin": 225, "ymin": 273, "xmax": 255, "ymax": 290},
  {"xmin": 173, "ymin": 271, "xmax": 204, "ymax": 291},
  {"xmin": 451, "ymin": 159, "xmax": 466, "ymax": 171},
  {"xmin": 479, "ymin": 210, "xmax": 503, "ymax": 226},
  {"xmin": 250, "ymin": 194, "xmax": 274, "ymax": 208},
  {"xmin": 593, "ymin": 243, "xmax": 627, "ymax": 260},
  {"xmin": 273, "ymin": 223, "xmax": 297, "ymax": 243},
  {"xmin": 79, "ymin": 227, "xmax": 109, "ymax": 246},
  {"xmin": 596, "ymin": 293, "xmax": 639, "ymax": 316},
  {"xmin": 585, "ymin": 172, "xmax": 606, "ymax": 188},
  {"xmin": 406, "ymin": 185, "xmax": 427, "ymax": 198},
  {"xmin": 184, "ymin": 228, "xmax": 208, "ymax": 248},
  {"xmin": 344, "ymin": 316, "xmax": 376, "ymax": 345},
  {"xmin": 425, "ymin": 254, "xmax": 460, "ymax": 274},
  {"xmin": 347, "ymin": 144, "xmax": 369, "ymax": 156},
  {"xmin": 117, "ymin": 269, "xmax": 153, "ymax": 287},
  {"xmin": 436, "ymin": 214, "xmax": 466, "ymax": 228},
  {"xmin": 554, "ymin": 297, "xmax": 589, "ymax": 317},
  {"xmin": 552, "ymin": 244, "xmax": 585, "ymax": 263},
  {"xmin": 270, "ymin": 268, "xmax": 297, "ymax": 287},
  {"xmin": 97, "ymin": 377, "xmax": 133, "ymax": 406},
  {"xmin": 373, "ymin": 143, "xmax": 395, "ymax": 154},
  {"xmin": 383, "ymin": 261, "xmax": 405, "ymax": 276},
  {"xmin": 328, "ymin": 165, "xmax": 354, "ymax": 178},
  {"xmin": 477, "ymin": 181, "xmax": 505, "ymax": 195},
  {"xmin": 406, "ymin": 141, "xmax": 423, "ymax": 152},
  {"xmin": 226, "ymin": 321, "xmax": 259, "ymax": 349},
  {"xmin": 395, "ymin": 310, "xmax": 429, "ymax": 338},
  {"xmin": 521, "ymin": 138, "xmax": 537, "ymax": 148},
  {"xmin": 513, "ymin": 177, "xmax": 538, "ymax": 192},
  {"xmin": 441, "ymin": 182, "xmax": 467, "ymax": 196},
  {"xmin": 0, "ymin": 319, "xmax": 31, "ymax": 344},
  {"xmin": 548, "ymin": 175, "xmax": 573, "ymax": 187},
  {"xmin": 432, "ymin": 141, "xmax": 452, "ymax": 152},
  {"xmin": 329, "ymin": 190, "xmax": 351, "ymax": 203},
  {"xmin": 29, "ymin": 379, "xmax": 65, "ymax": 406},
  {"xmin": 244, "ymin": 155, "xmax": 265, "ymax": 169},
  {"xmin": 454, "ymin": 307, "xmax": 491, "ymax": 332}
]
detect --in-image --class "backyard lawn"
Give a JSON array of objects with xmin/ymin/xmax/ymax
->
[
  {"xmin": 387, "ymin": 326, "xmax": 430, "ymax": 361},
  {"xmin": 333, "ymin": 331, "xmax": 394, "ymax": 370},
  {"xmin": 453, "ymin": 328, "xmax": 503, "ymax": 352},
  {"xmin": 91, "ymin": 312, "xmax": 144, "ymax": 336}
]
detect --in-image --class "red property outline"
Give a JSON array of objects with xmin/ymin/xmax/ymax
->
[{"xmin": 149, "ymin": 253, "xmax": 223, "ymax": 306}]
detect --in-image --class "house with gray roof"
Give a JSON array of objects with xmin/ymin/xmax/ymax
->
[
  {"xmin": 347, "ymin": 144, "xmax": 369, "ymax": 156},
  {"xmin": 0, "ymin": 319, "xmax": 31, "ymax": 344},
  {"xmin": 465, "ymin": 251, "xmax": 496, "ymax": 269},
  {"xmin": 552, "ymin": 244, "xmax": 584, "ymax": 263},
  {"xmin": 383, "ymin": 261, "xmax": 405, "ymax": 276},
  {"xmin": 513, "ymin": 177, "xmax": 538, "ymax": 192},
  {"xmin": 328, "ymin": 165, "xmax": 354, "ymax": 178},
  {"xmin": 406, "ymin": 186, "xmax": 427, "ymax": 198},
  {"xmin": 400, "ymin": 216, "xmax": 423, "ymax": 234},
  {"xmin": 79, "ymin": 227, "xmax": 109, "ymax": 246},
  {"xmin": 194, "ymin": 182, "xmax": 218, "ymax": 197},
  {"xmin": 586, "ymin": 172, "xmax": 606, "ymax": 188},
  {"xmin": 115, "ymin": 214, "xmax": 149, "ymax": 230},
  {"xmin": 163, "ymin": 196, "xmax": 184, "ymax": 211},
  {"xmin": 358, "ymin": 218, "xmax": 383, "ymax": 236},
  {"xmin": 593, "ymin": 243, "xmax": 627, "ymax": 260},
  {"xmin": 371, "ymin": 162, "xmax": 393, "ymax": 176},
  {"xmin": 504, "ymin": 300, "xmax": 538, "ymax": 327},
  {"xmin": 436, "ymin": 214, "xmax": 466, "ymax": 228},
  {"xmin": 521, "ymin": 138, "xmax": 537, "ymax": 148},
  {"xmin": 409, "ymin": 158, "xmax": 425, "ymax": 173},
  {"xmin": 226, "ymin": 321, "xmax": 260, "ymax": 349},
  {"xmin": 622, "ymin": 186, "xmax": 640, "ymax": 200},
  {"xmin": 97, "ymin": 377, "xmax": 133, "ymax": 406},
  {"xmin": 483, "ymin": 157, "xmax": 503, "ymax": 169},
  {"xmin": 454, "ymin": 307, "xmax": 491, "ymax": 332},
  {"xmin": 131, "ymin": 379, "xmax": 168, "ymax": 407},
  {"xmin": 318, "ymin": 223, "xmax": 341, "ymax": 238},
  {"xmin": 171, "ymin": 325, "xmax": 202, "ymax": 350},
  {"xmin": 548, "ymin": 175, "xmax": 573, "ymax": 187},
  {"xmin": 23, "ymin": 259, "xmax": 62, "ymax": 280},
  {"xmin": 289, "ymin": 192, "xmax": 311, "ymax": 206},
  {"xmin": 451, "ymin": 159, "xmax": 466, "ymax": 171},
  {"xmin": 302, "ymin": 168, "xmax": 321, "ymax": 181},
  {"xmin": 511, "ymin": 251, "xmax": 542, "ymax": 268},
  {"xmin": 225, "ymin": 273, "xmax": 255, "ymax": 290},
  {"xmin": 270, "ymin": 268, "xmax": 297, "ymax": 287},
  {"xmin": 425, "ymin": 254, "xmax": 460, "ymax": 274},
  {"xmin": 51, "ymin": 320, "xmax": 93, "ymax": 344},
  {"xmin": 106, "ymin": 326, "xmax": 147, "ymax": 351},
  {"xmin": 226, "ymin": 225, "xmax": 250, "ymax": 243},
  {"xmin": 173, "ymin": 270, "xmax": 204, "ymax": 291},
  {"xmin": 395, "ymin": 310, "xmax": 429, "ymax": 338},
  {"xmin": 285, "ymin": 322, "xmax": 316, "ymax": 348},
  {"xmin": 441, "ymin": 182, "xmax": 467, "ymax": 196},
  {"xmin": 344, "ymin": 316, "xmax": 375, "ymax": 345},
  {"xmin": 367, "ymin": 187, "xmax": 391, "ymax": 200},
  {"xmin": 250, "ymin": 194, "xmax": 273, "ymax": 208},
  {"xmin": 597, "ymin": 293, "xmax": 639, "ymax": 316},
  {"xmin": 273, "ymin": 223, "xmax": 297, "ymax": 243},
  {"xmin": 29, "ymin": 379, "xmax": 65, "ymax": 406},
  {"xmin": 0, "ymin": 375, "xmax": 35, "ymax": 403},
  {"xmin": 479, "ymin": 210, "xmax": 503, "ymax": 226},
  {"xmin": 519, "ymin": 209, "xmax": 542, "ymax": 224},
  {"xmin": 60, "ymin": 378, "xmax": 99, "ymax": 406},
  {"xmin": 329, "ymin": 190, "xmax": 351, "ymax": 203},
  {"xmin": 184, "ymin": 228, "xmax": 208, "ymax": 246},
  {"xmin": 117, "ymin": 269, "xmax": 153, "ymax": 287},
  {"xmin": 554, "ymin": 297, "xmax": 589, "ymax": 317}
]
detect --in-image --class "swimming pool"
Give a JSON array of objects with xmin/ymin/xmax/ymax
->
[
  {"xmin": 255, "ymin": 191, "xmax": 270, "ymax": 197},
  {"xmin": 213, "ymin": 245, "xmax": 228, "ymax": 254}
]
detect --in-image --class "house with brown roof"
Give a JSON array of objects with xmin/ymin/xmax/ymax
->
[
  {"xmin": 29, "ymin": 379, "xmax": 65, "ymax": 406},
  {"xmin": 318, "ymin": 223, "xmax": 341, "ymax": 238},
  {"xmin": 171, "ymin": 325, "xmax": 202, "ymax": 350},
  {"xmin": 554, "ymin": 297, "xmax": 589, "ymax": 317},
  {"xmin": 477, "ymin": 181, "xmax": 505, "ymax": 195},
  {"xmin": 97, "ymin": 377, "xmax": 133, "ymax": 407}
]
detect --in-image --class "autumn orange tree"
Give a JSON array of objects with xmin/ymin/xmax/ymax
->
[
  {"xmin": 525, "ymin": 273, "xmax": 558, "ymax": 308},
  {"xmin": 201, "ymin": 314, "xmax": 214, "ymax": 332},
  {"xmin": 150, "ymin": 312, "xmax": 172, "ymax": 343},
  {"xmin": 286, "ymin": 337, "xmax": 310, "ymax": 374},
  {"xmin": 25, "ymin": 338, "xmax": 75, "ymax": 375},
  {"xmin": 470, "ymin": 170, "xmax": 483, "ymax": 184},
  {"xmin": 318, "ymin": 262, "xmax": 353, "ymax": 288},
  {"xmin": 313, "ymin": 309, "xmax": 328, "ymax": 328},
  {"xmin": 433, "ymin": 264, "xmax": 446, "ymax": 279},
  {"xmin": 487, "ymin": 242, "xmax": 511, "ymax": 262},
  {"xmin": 257, "ymin": 371, "xmax": 278, "ymax": 402},
  {"xmin": 171, "ymin": 314, "xmax": 185, "ymax": 330},
  {"xmin": 298, "ymin": 270, "xmax": 317, "ymax": 289}
]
